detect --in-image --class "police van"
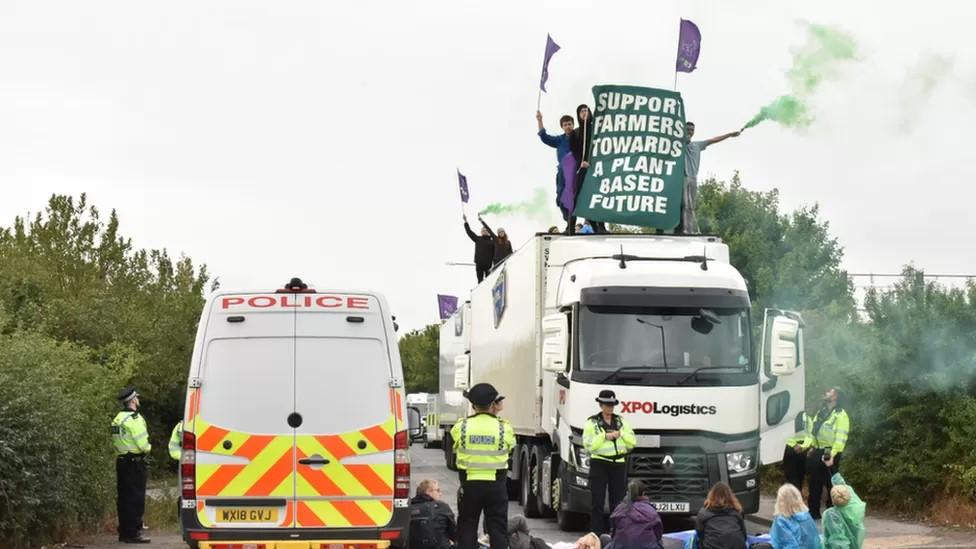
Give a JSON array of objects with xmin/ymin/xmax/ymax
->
[{"xmin": 178, "ymin": 278, "xmax": 417, "ymax": 549}]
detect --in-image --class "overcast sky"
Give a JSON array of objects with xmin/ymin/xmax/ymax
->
[{"xmin": 2, "ymin": 1, "xmax": 974, "ymax": 333}]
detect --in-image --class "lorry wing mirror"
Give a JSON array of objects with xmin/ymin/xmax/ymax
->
[
  {"xmin": 542, "ymin": 313, "xmax": 569, "ymax": 373},
  {"xmin": 769, "ymin": 316, "xmax": 799, "ymax": 376}
]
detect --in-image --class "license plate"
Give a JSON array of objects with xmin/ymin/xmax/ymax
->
[
  {"xmin": 215, "ymin": 507, "xmax": 279, "ymax": 523},
  {"xmin": 651, "ymin": 502, "xmax": 689, "ymax": 513}
]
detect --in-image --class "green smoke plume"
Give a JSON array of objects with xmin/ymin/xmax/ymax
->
[
  {"xmin": 744, "ymin": 23, "xmax": 857, "ymax": 130},
  {"xmin": 478, "ymin": 187, "xmax": 551, "ymax": 220}
]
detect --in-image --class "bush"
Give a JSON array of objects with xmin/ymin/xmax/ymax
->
[{"xmin": 0, "ymin": 331, "xmax": 133, "ymax": 547}]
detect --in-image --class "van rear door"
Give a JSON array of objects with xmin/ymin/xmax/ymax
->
[
  {"xmin": 293, "ymin": 294, "xmax": 399, "ymax": 528},
  {"xmin": 191, "ymin": 298, "xmax": 297, "ymax": 529}
]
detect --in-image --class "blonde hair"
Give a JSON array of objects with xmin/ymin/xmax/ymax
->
[
  {"xmin": 774, "ymin": 483, "xmax": 808, "ymax": 517},
  {"xmin": 575, "ymin": 533, "xmax": 601, "ymax": 549},
  {"xmin": 415, "ymin": 479, "xmax": 439, "ymax": 497},
  {"xmin": 830, "ymin": 485, "xmax": 851, "ymax": 507}
]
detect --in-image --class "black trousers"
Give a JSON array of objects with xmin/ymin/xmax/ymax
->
[
  {"xmin": 116, "ymin": 455, "xmax": 148, "ymax": 538},
  {"xmin": 567, "ymin": 167, "xmax": 607, "ymax": 235},
  {"xmin": 457, "ymin": 473, "xmax": 507, "ymax": 549},
  {"xmin": 589, "ymin": 459, "xmax": 627, "ymax": 535},
  {"xmin": 782, "ymin": 446, "xmax": 807, "ymax": 490},
  {"xmin": 806, "ymin": 449, "xmax": 842, "ymax": 519},
  {"xmin": 476, "ymin": 263, "xmax": 491, "ymax": 283}
]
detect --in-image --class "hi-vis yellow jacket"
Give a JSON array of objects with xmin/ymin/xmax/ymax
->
[
  {"xmin": 451, "ymin": 413, "xmax": 515, "ymax": 481},
  {"xmin": 583, "ymin": 413, "xmax": 636, "ymax": 463},
  {"xmin": 111, "ymin": 410, "xmax": 151, "ymax": 456}
]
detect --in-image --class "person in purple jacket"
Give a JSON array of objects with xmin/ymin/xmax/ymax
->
[
  {"xmin": 607, "ymin": 480, "xmax": 663, "ymax": 549},
  {"xmin": 536, "ymin": 110, "xmax": 576, "ymax": 228}
]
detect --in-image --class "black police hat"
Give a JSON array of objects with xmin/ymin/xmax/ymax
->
[
  {"xmin": 117, "ymin": 385, "xmax": 139, "ymax": 403},
  {"xmin": 595, "ymin": 389, "xmax": 619, "ymax": 405},
  {"xmin": 463, "ymin": 383, "xmax": 502, "ymax": 406}
]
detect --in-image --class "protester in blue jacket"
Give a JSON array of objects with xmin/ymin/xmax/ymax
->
[
  {"xmin": 770, "ymin": 483, "xmax": 822, "ymax": 549},
  {"xmin": 536, "ymin": 110, "xmax": 576, "ymax": 227}
]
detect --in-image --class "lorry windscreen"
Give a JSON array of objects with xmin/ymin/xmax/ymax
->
[{"xmin": 575, "ymin": 305, "xmax": 754, "ymax": 387}]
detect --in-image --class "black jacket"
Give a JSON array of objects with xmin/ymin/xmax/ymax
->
[
  {"xmin": 493, "ymin": 239, "xmax": 513, "ymax": 265},
  {"xmin": 695, "ymin": 506, "xmax": 746, "ymax": 549},
  {"xmin": 464, "ymin": 221, "xmax": 495, "ymax": 266},
  {"xmin": 571, "ymin": 103, "xmax": 595, "ymax": 170},
  {"xmin": 409, "ymin": 494, "xmax": 456, "ymax": 549}
]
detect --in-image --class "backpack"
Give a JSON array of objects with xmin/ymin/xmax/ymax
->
[{"xmin": 409, "ymin": 500, "xmax": 441, "ymax": 549}]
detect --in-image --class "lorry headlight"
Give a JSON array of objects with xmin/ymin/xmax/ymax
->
[
  {"xmin": 573, "ymin": 445, "xmax": 591, "ymax": 473},
  {"xmin": 726, "ymin": 451, "xmax": 756, "ymax": 476}
]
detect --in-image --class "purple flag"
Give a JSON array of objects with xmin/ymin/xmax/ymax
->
[
  {"xmin": 437, "ymin": 294, "xmax": 459, "ymax": 320},
  {"xmin": 457, "ymin": 170, "xmax": 469, "ymax": 203},
  {"xmin": 559, "ymin": 152, "xmax": 577, "ymax": 214},
  {"xmin": 540, "ymin": 34, "xmax": 561, "ymax": 92},
  {"xmin": 675, "ymin": 19, "xmax": 701, "ymax": 73}
]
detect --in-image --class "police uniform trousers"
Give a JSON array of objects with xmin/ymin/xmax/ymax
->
[
  {"xmin": 116, "ymin": 454, "xmax": 148, "ymax": 538},
  {"xmin": 457, "ymin": 470, "xmax": 507, "ymax": 549},
  {"xmin": 781, "ymin": 446, "xmax": 806, "ymax": 490},
  {"xmin": 806, "ymin": 449, "xmax": 842, "ymax": 519},
  {"xmin": 589, "ymin": 458, "xmax": 627, "ymax": 536}
]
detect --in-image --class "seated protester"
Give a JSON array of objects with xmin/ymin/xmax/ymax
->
[
  {"xmin": 695, "ymin": 482, "xmax": 747, "ymax": 549},
  {"xmin": 409, "ymin": 480, "xmax": 456, "ymax": 549},
  {"xmin": 553, "ymin": 532, "xmax": 602, "ymax": 549},
  {"xmin": 608, "ymin": 480, "xmax": 663, "ymax": 549},
  {"xmin": 770, "ymin": 484, "xmax": 822, "ymax": 549},
  {"xmin": 823, "ymin": 474, "xmax": 866, "ymax": 549},
  {"xmin": 507, "ymin": 515, "xmax": 549, "ymax": 549}
]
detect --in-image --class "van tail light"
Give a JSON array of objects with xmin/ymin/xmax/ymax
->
[
  {"xmin": 182, "ymin": 430, "xmax": 196, "ymax": 500},
  {"xmin": 394, "ymin": 430, "xmax": 410, "ymax": 499}
]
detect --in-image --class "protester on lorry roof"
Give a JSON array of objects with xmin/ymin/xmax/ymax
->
[
  {"xmin": 463, "ymin": 214, "xmax": 495, "ymax": 282},
  {"xmin": 537, "ymin": 110, "xmax": 576, "ymax": 228},
  {"xmin": 571, "ymin": 104, "xmax": 605, "ymax": 234},
  {"xmin": 679, "ymin": 121, "xmax": 740, "ymax": 234},
  {"xmin": 491, "ymin": 226, "xmax": 513, "ymax": 265}
]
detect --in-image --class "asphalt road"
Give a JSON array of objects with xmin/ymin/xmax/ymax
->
[{"xmin": 410, "ymin": 443, "xmax": 772, "ymax": 544}]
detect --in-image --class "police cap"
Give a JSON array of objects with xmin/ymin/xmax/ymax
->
[
  {"xmin": 463, "ymin": 383, "xmax": 502, "ymax": 406},
  {"xmin": 117, "ymin": 385, "xmax": 139, "ymax": 403},
  {"xmin": 596, "ymin": 389, "xmax": 619, "ymax": 405}
]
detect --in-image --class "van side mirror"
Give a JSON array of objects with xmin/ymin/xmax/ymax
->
[
  {"xmin": 769, "ymin": 316, "xmax": 799, "ymax": 376},
  {"xmin": 406, "ymin": 406, "xmax": 424, "ymax": 442},
  {"xmin": 542, "ymin": 313, "xmax": 569, "ymax": 373}
]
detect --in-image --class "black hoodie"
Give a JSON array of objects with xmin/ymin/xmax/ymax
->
[
  {"xmin": 464, "ymin": 220, "xmax": 496, "ymax": 266},
  {"xmin": 571, "ymin": 103, "xmax": 595, "ymax": 169},
  {"xmin": 695, "ymin": 506, "xmax": 746, "ymax": 549}
]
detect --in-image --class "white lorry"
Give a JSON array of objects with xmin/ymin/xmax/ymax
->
[
  {"xmin": 440, "ymin": 234, "xmax": 805, "ymax": 529},
  {"xmin": 430, "ymin": 302, "xmax": 472, "ymax": 464}
]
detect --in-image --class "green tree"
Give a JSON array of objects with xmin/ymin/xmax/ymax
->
[{"xmin": 399, "ymin": 324, "xmax": 439, "ymax": 393}]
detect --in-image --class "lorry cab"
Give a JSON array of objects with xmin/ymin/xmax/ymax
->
[{"xmin": 179, "ymin": 278, "xmax": 414, "ymax": 549}]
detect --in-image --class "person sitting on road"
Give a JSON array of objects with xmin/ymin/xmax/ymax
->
[
  {"xmin": 822, "ymin": 474, "xmax": 866, "ymax": 549},
  {"xmin": 507, "ymin": 515, "xmax": 548, "ymax": 549},
  {"xmin": 607, "ymin": 480, "xmax": 663, "ymax": 549},
  {"xmin": 409, "ymin": 479, "xmax": 456, "ymax": 549},
  {"xmin": 770, "ymin": 483, "xmax": 822, "ymax": 549},
  {"xmin": 695, "ymin": 482, "xmax": 747, "ymax": 549}
]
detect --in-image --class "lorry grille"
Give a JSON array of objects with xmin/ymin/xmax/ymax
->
[{"xmin": 628, "ymin": 449, "xmax": 710, "ymax": 495}]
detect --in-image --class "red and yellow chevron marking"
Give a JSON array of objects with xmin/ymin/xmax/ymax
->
[
  {"xmin": 192, "ymin": 414, "xmax": 396, "ymax": 528},
  {"xmin": 389, "ymin": 388, "xmax": 404, "ymax": 423},
  {"xmin": 185, "ymin": 388, "xmax": 201, "ymax": 422}
]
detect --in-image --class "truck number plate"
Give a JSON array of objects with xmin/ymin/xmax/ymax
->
[{"xmin": 651, "ymin": 502, "xmax": 689, "ymax": 513}]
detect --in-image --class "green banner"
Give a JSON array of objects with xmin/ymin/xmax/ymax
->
[{"xmin": 575, "ymin": 85, "xmax": 686, "ymax": 229}]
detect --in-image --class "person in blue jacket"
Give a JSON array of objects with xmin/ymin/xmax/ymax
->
[
  {"xmin": 770, "ymin": 483, "xmax": 822, "ymax": 549},
  {"xmin": 536, "ymin": 110, "xmax": 576, "ymax": 227}
]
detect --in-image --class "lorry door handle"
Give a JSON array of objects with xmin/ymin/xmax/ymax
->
[{"xmin": 299, "ymin": 457, "xmax": 331, "ymax": 465}]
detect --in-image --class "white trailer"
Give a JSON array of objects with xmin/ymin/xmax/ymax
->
[
  {"xmin": 440, "ymin": 233, "xmax": 805, "ymax": 529},
  {"xmin": 435, "ymin": 302, "xmax": 472, "ymax": 466}
]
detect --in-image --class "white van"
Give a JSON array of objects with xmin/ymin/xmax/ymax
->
[{"xmin": 178, "ymin": 278, "xmax": 416, "ymax": 549}]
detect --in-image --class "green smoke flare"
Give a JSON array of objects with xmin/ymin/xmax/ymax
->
[
  {"xmin": 744, "ymin": 23, "xmax": 857, "ymax": 130},
  {"xmin": 478, "ymin": 187, "xmax": 550, "ymax": 219}
]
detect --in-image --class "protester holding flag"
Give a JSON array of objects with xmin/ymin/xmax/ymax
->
[
  {"xmin": 678, "ymin": 122, "xmax": 740, "ymax": 234},
  {"xmin": 570, "ymin": 104, "xmax": 604, "ymax": 234},
  {"xmin": 536, "ymin": 110, "xmax": 576, "ymax": 229},
  {"xmin": 463, "ymin": 214, "xmax": 496, "ymax": 283}
]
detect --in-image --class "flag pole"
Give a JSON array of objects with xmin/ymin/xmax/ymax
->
[
  {"xmin": 673, "ymin": 70, "xmax": 678, "ymax": 91},
  {"xmin": 537, "ymin": 88, "xmax": 542, "ymax": 111}
]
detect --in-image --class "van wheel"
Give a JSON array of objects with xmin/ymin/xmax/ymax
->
[
  {"xmin": 520, "ymin": 447, "xmax": 542, "ymax": 518},
  {"xmin": 444, "ymin": 432, "xmax": 458, "ymax": 471},
  {"xmin": 555, "ymin": 462, "xmax": 588, "ymax": 531}
]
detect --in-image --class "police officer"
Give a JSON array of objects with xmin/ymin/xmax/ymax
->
[
  {"xmin": 451, "ymin": 383, "xmax": 515, "ymax": 549},
  {"xmin": 168, "ymin": 420, "xmax": 183, "ymax": 461},
  {"xmin": 583, "ymin": 390, "xmax": 636, "ymax": 535},
  {"xmin": 782, "ymin": 410, "xmax": 813, "ymax": 489},
  {"xmin": 112, "ymin": 386, "xmax": 152, "ymax": 543},
  {"xmin": 802, "ymin": 386, "xmax": 851, "ymax": 519}
]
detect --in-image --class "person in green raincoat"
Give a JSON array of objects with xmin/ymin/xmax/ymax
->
[{"xmin": 822, "ymin": 473, "xmax": 866, "ymax": 549}]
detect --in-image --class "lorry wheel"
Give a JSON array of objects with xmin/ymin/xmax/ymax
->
[
  {"xmin": 444, "ymin": 432, "xmax": 458, "ymax": 471},
  {"xmin": 520, "ymin": 447, "xmax": 542, "ymax": 518},
  {"xmin": 555, "ymin": 462, "xmax": 588, "ymax": 531},
  {"xmin": 533, "ymin": 445, "xmax": 555, "ymax": 518}
]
